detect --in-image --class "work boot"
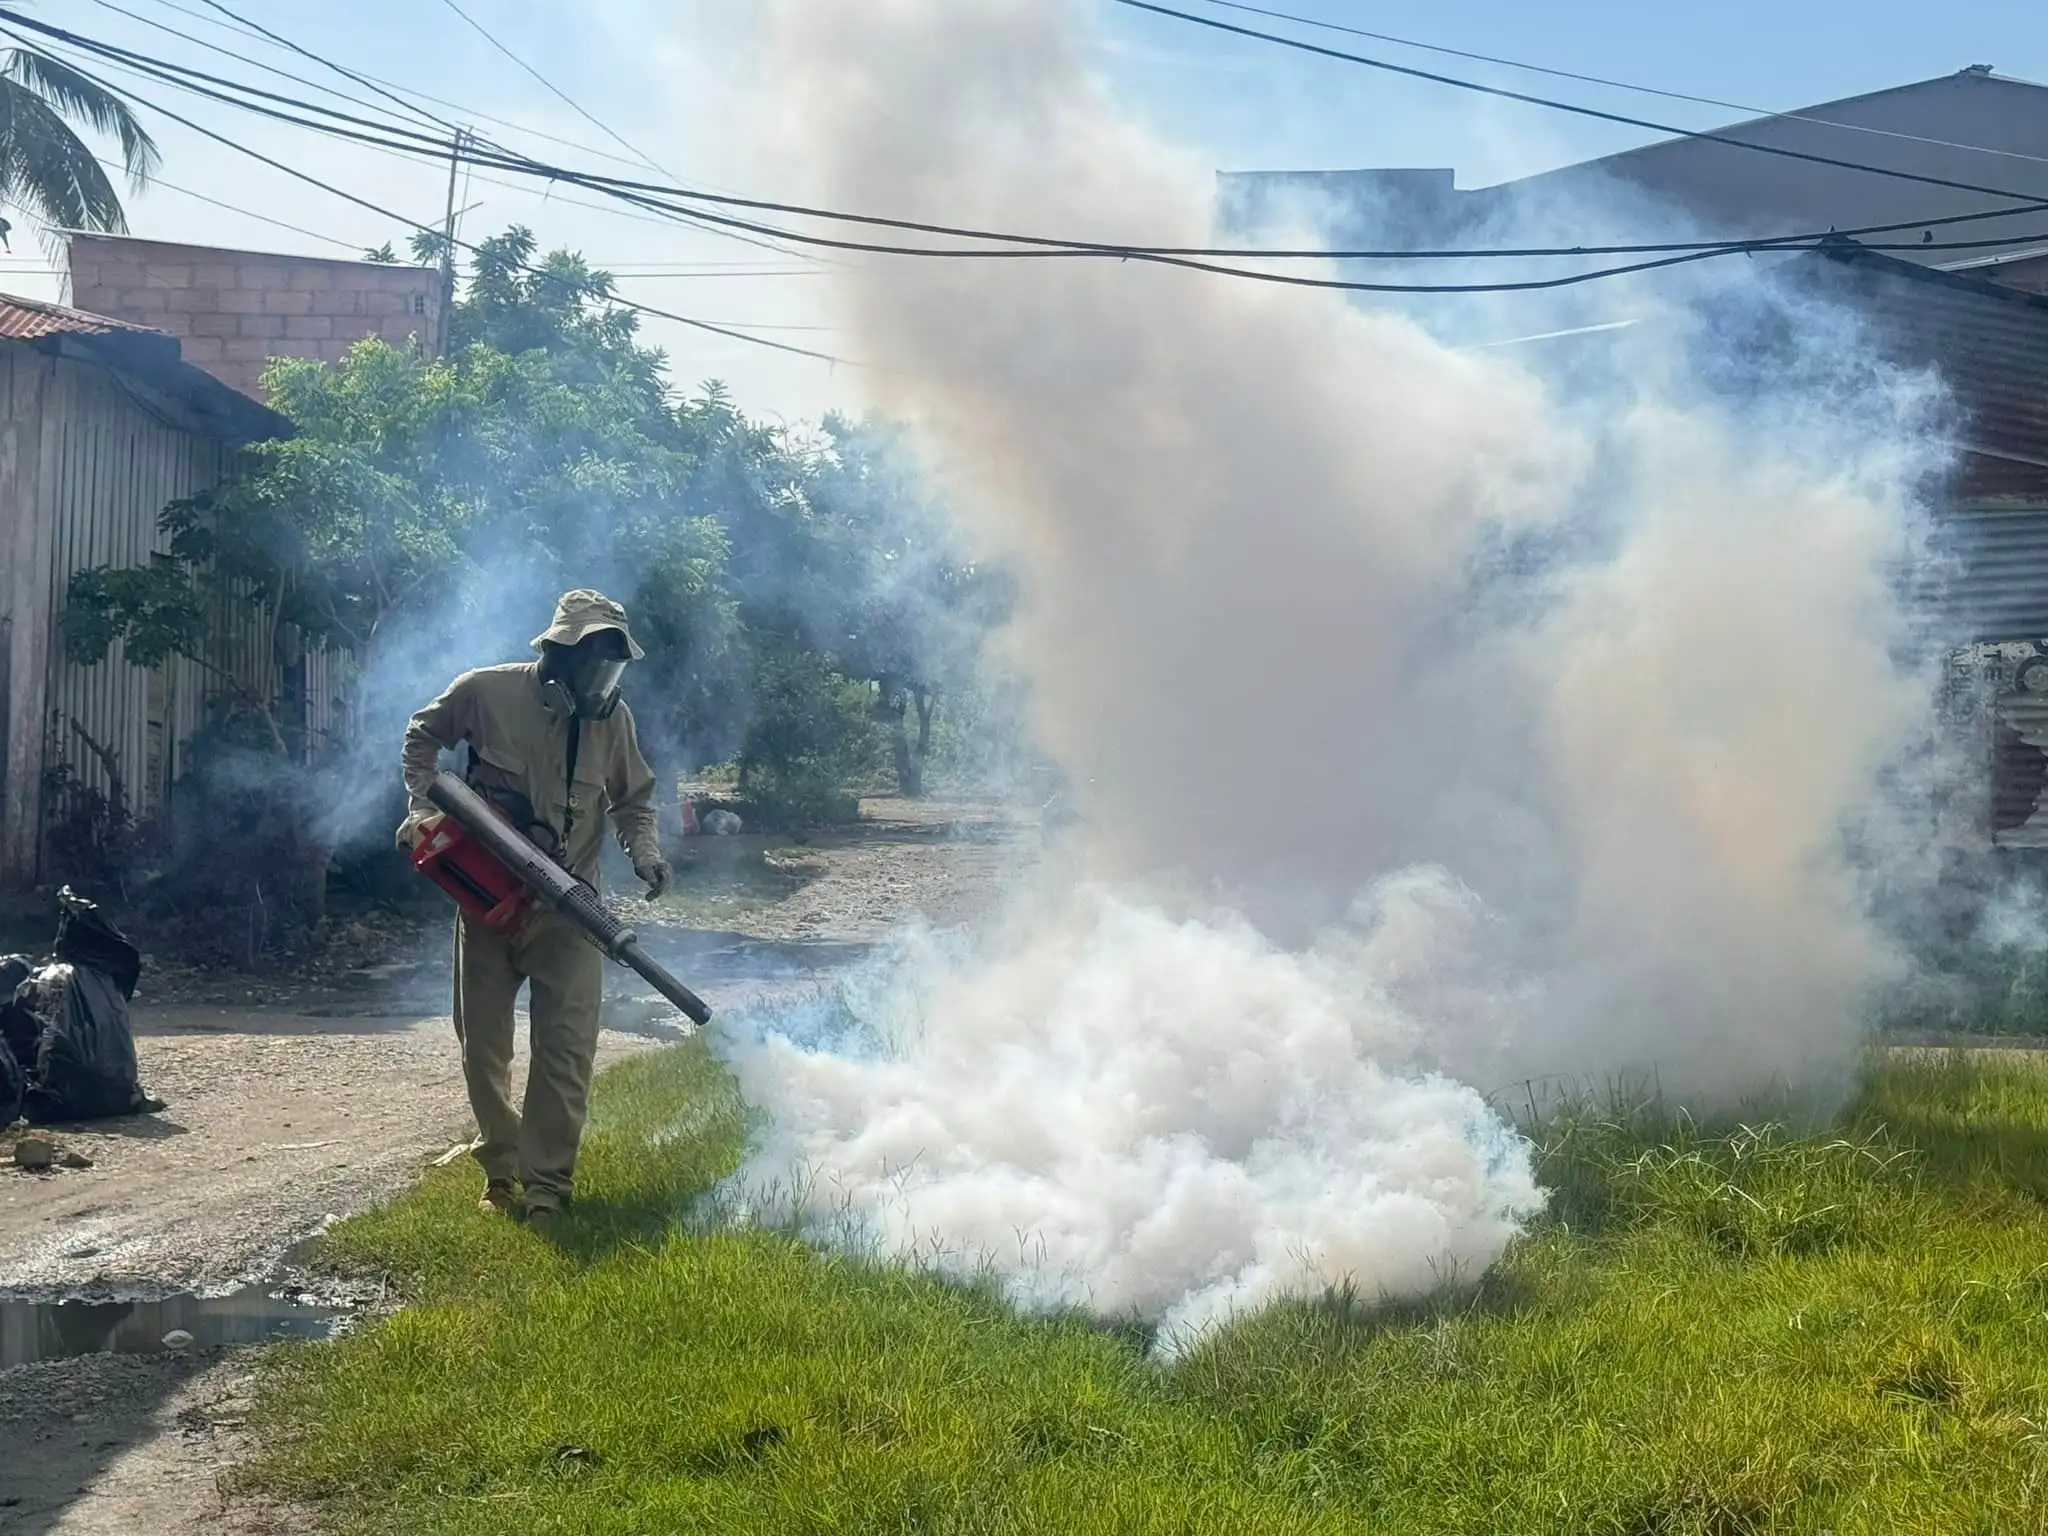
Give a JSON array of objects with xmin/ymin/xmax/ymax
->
[
  {"xmin": 479, "ymin": 1179, "xmax": 524, "ymax": 1218},
  {"xmin": 524, "ymin": 1202, "xmax": 563, "ymax": 1240}
]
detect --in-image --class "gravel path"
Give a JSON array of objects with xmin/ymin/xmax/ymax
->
[{"xmin": 0, "ymin": 1005, "xmax": 669, "ymax": 1298}]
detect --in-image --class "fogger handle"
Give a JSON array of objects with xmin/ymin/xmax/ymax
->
[{"xmin": 424, "ymin": 771, "xmax": 713, "ymax": 1027}]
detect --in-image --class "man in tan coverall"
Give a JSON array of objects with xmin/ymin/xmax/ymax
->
[{"xmin": 399, "ymin": 590, "xmax": 672, "ymax": 1229}]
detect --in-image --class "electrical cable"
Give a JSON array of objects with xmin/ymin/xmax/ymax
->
[
  {"xmin": 92, "ymin": 167, "xmax": 371, "ymax": 251},
  {"xmin": 1180, "ymin": 0, "xmax": 2048, "ymax": 172},
  {"xmin": 106, "ymin": 0, "xmax": 814, "ymax": 261},
  {"xmin": 20, "ymin": 8, "xmax": 2048, "ymax": 299},
  {"xmin": 53, "ymin": 17, "xmax": 854, "ymax": 270},
  {"xmin": 189, "ymin": 0, "xmax": 454, "ymax": 135},
  {"xmin": 84, "ymin": 70, "xmax": 865, "ymax": 366},
  {"xmin": 22, "ymin": 7, "xmax": 2048, "ymax": 273},
  {"xmin": 101, "ymin": 57, "xmax": 2048, "ymax": 298},
  {"xmin": 425, "ymin": 0, "xmax": 821, "ymax": 265},
  {"xmin": 94, "ymin": 0, "xmax": 455, "ymax": 140},
  {"xmin": 429, "ymin": 0, "xmax": 658, "ymax": 179},
  {"xmin": 133, "ymin": 0, "xmax": 714, "ymax": 181},
  {"xmin": 1110, "ymin": 0, "xmax": 2048, "ymax": 209},
  {"xmin": 62, "ymin": 6, "xmax": 823, "ymax": 262}
]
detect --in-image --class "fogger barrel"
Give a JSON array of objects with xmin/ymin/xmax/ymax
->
[{"xmin": 420, "ymin": 771, "xmax": 713, "ymax": 1026}]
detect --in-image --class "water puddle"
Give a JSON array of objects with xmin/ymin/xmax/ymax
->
[{"xmin": 1, "ymin": 1286, "xmax": 344, "ymax": 1370}]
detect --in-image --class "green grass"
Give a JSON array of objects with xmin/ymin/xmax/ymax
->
[{"xmin": 252, "ymin": 1046, "xmax": 2048, "ymax": 1534}]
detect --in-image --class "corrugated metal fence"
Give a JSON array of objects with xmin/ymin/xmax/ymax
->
[
  {"xmin": 29, "ymin": 348, "xmax": 351, "ymax": 848},
  {"xmin": 1934, "ymin": 505, "xmax": 2048, "ymax": 641},
  {"xmin": 37, "ymin": 350, "xmax": 222, "ymax": 820}
]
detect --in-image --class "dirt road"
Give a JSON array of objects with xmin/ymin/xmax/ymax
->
[
  {"xmin": 0, "ymin": 1005, "xmax": 671, "ymax": 1298},
  {"xmin": 0, "ymin": 793, "xmax": 1034, "ymax": 1534}
]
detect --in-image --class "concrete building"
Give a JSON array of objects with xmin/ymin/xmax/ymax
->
[
  {"xmin": 0, "ymin": 292, "xmax": 347, "ymax": 886},
  {"xmin": 65, "ymin": 235, "xmax": 441, "ymax": 401}
]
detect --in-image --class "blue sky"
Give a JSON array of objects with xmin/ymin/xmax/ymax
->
[{"xmin": 16, "ymin": 0, "xmax": 2048, "ymax": 418}]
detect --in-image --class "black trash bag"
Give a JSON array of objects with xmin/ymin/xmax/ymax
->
[
  {"xmin": 0, "ymin": 953, "xmax": 32, "ymax": 1069},
  {"xmin": 52, "ymin": 885, "xmax": 141, "ymax": 1001},
  {"xmin": 0, "ymin": 952, "xmax": 30, "ymax": 1127},
  {"xmin": 0, "ymin": 1013, "xmax": 21, "ymax": 1128},
  {"xmin": 18, "ymin": 961, "xmax": 152, "ymax": 1123}
]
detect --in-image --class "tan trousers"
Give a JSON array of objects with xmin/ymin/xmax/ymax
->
[{"xmin": 453, "ymin": 910, "xmax": 604, "ymax": 1211}]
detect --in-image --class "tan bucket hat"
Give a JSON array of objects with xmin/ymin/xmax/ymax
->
[{"xmin": 530, "ymin": 588, "xmax": 645, "ymax": 660}]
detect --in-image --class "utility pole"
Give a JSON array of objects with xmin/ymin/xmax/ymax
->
[{"xmin": 432, "ymin": 128, "xmax": 466, "ymax": 359}]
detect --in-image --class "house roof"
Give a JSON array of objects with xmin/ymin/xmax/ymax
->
[
  {"xmin": 0, "ymin": 291, "xmax": 152, "ymax": 343},
  {"xmin": 1509, "ymin": 66, "xmax": 2048, "ymax": 189},
  {"xmin": 0, "ymin": 290, "xmax": 289, "ymax": 444}
]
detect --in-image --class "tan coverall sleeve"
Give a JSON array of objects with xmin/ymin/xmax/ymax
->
[
  {"xmin": 608, "ymin": 706, "xmax": 662, "ymax": 868},
  {"xmin": 397, "ymin": 672, "xmax": 478, "ymax": 848}
]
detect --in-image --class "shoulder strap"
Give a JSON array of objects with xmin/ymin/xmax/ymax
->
[{"xmin": 562, "ymin": 715, "xmax": 584, "ymax": 848}]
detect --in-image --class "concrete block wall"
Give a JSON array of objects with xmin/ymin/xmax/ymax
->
[{"xmin": 66, "ymin": 235, "xmax": 442, "ymax": 401}]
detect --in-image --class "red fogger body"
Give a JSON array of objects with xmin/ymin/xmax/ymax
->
[
  {"xmin": 411, "ymin": 812, "xmax": 540, "ymax": 936},
  {"xmin": 410, "ymin": 771, "xmax": 712, "ymax": 1026}
]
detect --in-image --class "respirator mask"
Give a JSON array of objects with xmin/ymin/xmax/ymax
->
[{"xmin": 539, "ymin": 632, "xmax": 629, "ymax": 720}]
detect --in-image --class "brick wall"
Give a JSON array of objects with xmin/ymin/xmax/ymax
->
[{"xmin": 66, "ymin": 235, "xmax": 443, "ymax": 401}]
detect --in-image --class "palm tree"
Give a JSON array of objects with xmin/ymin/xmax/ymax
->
[{"xmin": 0, "ymin": 48, "xmax": 158, "ymax": 244}]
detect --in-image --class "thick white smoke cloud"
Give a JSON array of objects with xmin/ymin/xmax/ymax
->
[
  {"xmin": 710, "ymin": 0, "xmax": 1942, "ymax": 1332},
  {"xmin": 721, "ymin": 893, "xmax": 1539, "ymax": 1342}
]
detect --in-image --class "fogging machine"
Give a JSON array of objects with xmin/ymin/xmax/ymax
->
[{"xmin": 411, "ymin": 770, "xmax": 713, "ymax": 1026}]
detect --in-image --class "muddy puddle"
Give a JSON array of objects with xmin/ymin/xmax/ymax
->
[{"xmin": 1, "ymin": 1286, "xmax": 343, "ymax": 1370}]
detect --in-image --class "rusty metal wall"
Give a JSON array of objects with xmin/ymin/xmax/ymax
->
[
  {"xmin": 39, "ymin": 352, "xmax": 223, "ymax": 829},
  {"xmin": 1935, "ymin": 506, "xmax": 2048, "ymax": 642},
  {"xmin": 160, "ymin": 597, "xmax": 351, "ymax": 780},
  {"xmin": 24, "ymin": 347, "xmax": 353, "ymax": 877}
]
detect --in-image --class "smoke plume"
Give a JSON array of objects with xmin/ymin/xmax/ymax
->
[{"xmin": 712, "ymin": 0, "xmax": 1943, "ymax": 1333}]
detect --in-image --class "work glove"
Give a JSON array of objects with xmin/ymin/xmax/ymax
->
[{"xmin": 634, "ymin": 856, "xmax": 673, "ymax": 901}]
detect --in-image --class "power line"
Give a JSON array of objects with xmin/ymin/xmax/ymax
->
[
  {"xmin": 43, "ymin": 8, "xmax": 2048, "ymax": 270},
  {"xmin": 98, "ymin": 167, "xmax": 369, "ymax": 251},
  {"xmin": 1110, "ymin": 0, "xmax": 2048, "ymax": 209},
  {"xmin": 136, "ymin": 0, "xmax": 855, "ymax": 274},
  {"xmin": 425, "ymin": 0, "xmax": 822, "ymax": 265},
  {"xmin": 430, "ymin": 0, "xmax": 659, "ymax": 178},
  {"xmin": 107, "ymin": 70, "xmax": 2048, "ymax": 298},
  {"xmin": 7, "ymin": 17, "xmax": 1752, "ymax": 298},
  {"xmin": 19, "ymin": 9, "xmax": 2048, "ymax": 294},
  {"xmin": 94, "ymin": 0, "xmax": 447, "ymax": 136},
  {"xmin": 54, "ymin": 17, "xmax": 854, "ymax": 271},
  {"xmin": 132, "ymin": 0, "xmax": 807, "ymax": 263},
  {"xmin": 1181, "ymin": 0, "xmax": 2048, "ymax": 173},
  {"xmin": 85, "ymin": 70, "xmax": 865, "ymax": 366},
  {"xmin": 131, "ymin": 0, "xmax": 673, "ymax": 174},
  {"xmin": 189, "ymin": 0, "xmax": 453, "ymax": 135}
]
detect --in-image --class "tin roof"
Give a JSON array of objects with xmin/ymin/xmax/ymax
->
[
  {"xmin": 0, "ymin": 291, "xmax": 163, "ymax": 343},
  {"xmin": 0, "ymin": 288, "xmax": 285, "ymax": 443}
]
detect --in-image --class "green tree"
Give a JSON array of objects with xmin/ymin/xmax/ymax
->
[
  {"xmin": 805, "ymin": 418, "xmax": 1012, "ymax": 795},
  {"xmin": 0, "ymin": 48, "xmax": 158, "ymax": 237},
  {"xmin": 60, "ymin": 226, "xmax": 1009, "ymax": 953}
]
